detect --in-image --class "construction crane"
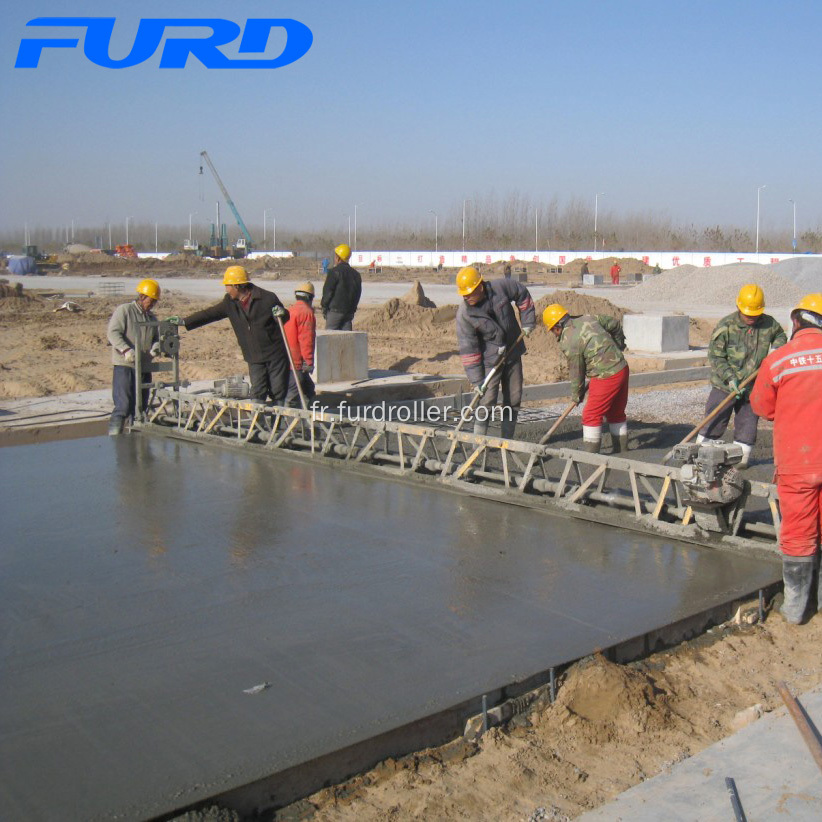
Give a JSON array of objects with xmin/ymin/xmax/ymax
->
[{"xmin": 199, "ymin": 150, "xmax": 253, "ymax": 256}]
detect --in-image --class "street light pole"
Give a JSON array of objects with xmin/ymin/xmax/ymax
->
[
  {"xmin": 429, "ymin": 210, "xmax": 438, "ymax": 254},
  {"xmin": 791, "ymin": 201, "xmax": 797, "ymax": 252},
  {"xmin": 462, "ymin": 199, "xmax": 471, "ymax": 253},
  {"xmin": 756, "ymin": 185, "xmax": 766, "ymax": 255},
  {"xmin": 348, "ymin": 215, "xmax": 351, "ymax": 246},
  {"xmin": 594, "ymin": 193, "xmax": 605, "ymax": 251},
  {"xmin": 354, "ymin": 204, "xmax": 359, "ymax": 252}
]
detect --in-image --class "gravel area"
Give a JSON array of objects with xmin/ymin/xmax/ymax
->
[
  {"xmin": 771, "ymin": 257, "xmax": 822, "ymax": 290},
  {"xmin": 624, "ymin": 263, "xmax": 805, "ymax": 307}
]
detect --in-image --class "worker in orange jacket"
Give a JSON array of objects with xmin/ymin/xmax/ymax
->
[
  {"xmin": 283, "ymin": 282, "xmax": 317, "ymax": 407},
  {"xmin": 750, "ymin": 293, "xmax": 822, "ymax": 623},
  {"xmin": 610, "ymin": 261, "xmax": 621, "ymax": 285}
]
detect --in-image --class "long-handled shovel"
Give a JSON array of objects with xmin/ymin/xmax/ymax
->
[
  {"xmin": 275, "ymin": 312, "xmax": 308, "ymax": 411},
  {"xmin": 661, "ymin": 368, "xmax": 759, "ymax": 464},
  {"xmin": 454, "ymin": 331, "xmax": 525, "ymax": 433},
  {"xmin": 538, "ymin": 401, "xmax": 578, "ymax": 445}
]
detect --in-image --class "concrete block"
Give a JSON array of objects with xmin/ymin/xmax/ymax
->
[
  {"xmin": 582, "ymin": 274, "xmax": 604, "ymax": 285},
  {"xmin": 623, "ymin": 313, "xmax": 690, "ymax": 353},
  {"xmin": 315, "ymin": 331, "xmax": 369, "ymax": 383}
]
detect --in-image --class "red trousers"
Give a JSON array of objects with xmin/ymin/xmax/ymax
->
[
  {"xmin": 777, "ymin": 472, "xmax": 822, "ymax": 557},
  {"xmin": 582, "ymin": 365, "xmax": 629, "ymax": 426}
]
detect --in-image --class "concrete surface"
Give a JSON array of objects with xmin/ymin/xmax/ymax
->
[
  {"xmin": 0, "ymin": 435, "xmax": 779, "ymax": 820},
  {"xmin": 314, "ymin": 330, "xmax": 369, "ymax": 383},
  {"xmin": 578, "ymin": 685, "xmax": 822, "ymax": 821},
  {"xmin": 624, "ymin": 314, "xmax": 690, "ymax": 353}
]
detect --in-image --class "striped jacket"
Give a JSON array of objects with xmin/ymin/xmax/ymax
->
[
  {"xmin": 750, "ymin": 328, "xmax": 822, "ymax": 473},
  {"xmin": 456, "ymin": 279, "xmax": 536, "ymax": 386}
]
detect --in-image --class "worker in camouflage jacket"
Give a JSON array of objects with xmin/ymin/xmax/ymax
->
[
  {"xmin": 698, "ymin": 284, "xmax": 787, "ymax": 468},
  {"xmin": 455, "ymin": 266, "xmax": 536, "ymax": 439},
  {"xmin": 543, "ymin": 304, "xmax": 628, "ymax": 454}
]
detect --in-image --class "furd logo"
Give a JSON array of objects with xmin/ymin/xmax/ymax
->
[{"xmin": 15, "ymin": 17, "xmax": 313, "ymax": 68}]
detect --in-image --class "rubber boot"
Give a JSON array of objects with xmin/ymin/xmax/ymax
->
[
  {"xmin": 582, "ymin": 438, "xmax": 601, "ymax": 454},
  {"xmin": 473, "ymin": 416, "xmax": 489, "ymax": 437},
  {"xmin": 108, "ymin": 417, "xmax": 124, "ymax": 436},
  {"xmin": 815, "ymin": 554, "xmax": 822, "ymax": 613},
  {"xmin": 500, "ymin": 409, "xmax": 519, "ymax": 440},
  {"xmin": 609, "ymin": 422, "xmax": 628, "ymax": 454},
  {"xmin": 780, "ymin": 558, "xmax": 814, "ymax": 624},
  {"xmin": 734, "ymin": 441, "xmax": 753, "ymax": 470}
]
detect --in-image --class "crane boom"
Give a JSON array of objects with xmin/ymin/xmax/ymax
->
[{"xmin": 199, "ymin": 150, "xmax": 253, "ymax": 249}]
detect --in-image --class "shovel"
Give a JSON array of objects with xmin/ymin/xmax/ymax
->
[
  {"xmin": 275, "ymin": 312, "xmax": 308, "ymax": 411},
  {"xmin": 661, "ymin": 369, "xmax": 759, "ymax": 465},
  {"xmin": 538, "ymin": 401, "xmax": 578, "ymax": 445}
]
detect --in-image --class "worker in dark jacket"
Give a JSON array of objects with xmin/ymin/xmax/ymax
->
[
  {"xmin": 455, "ymin": 266, "xmax": 536, "ymax": 439},
  {"xmin": 169, "ymin": 266, "xmax": 290, "ymax": 403},
  {"xmin": 321, "ymin": 243, "xmax": 362, "ymax": 330}
]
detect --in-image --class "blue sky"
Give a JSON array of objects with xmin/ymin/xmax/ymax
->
[{"xmin": 2, "ymin": 0, "xmax": 820, "ymax": 238}]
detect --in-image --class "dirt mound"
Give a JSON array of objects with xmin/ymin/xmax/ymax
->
[
  {"xmin": 402, "ymin": 280, "xmax": 436, "ymax": 308},
  {"xmin": 359, "ymin": 297, "xmax": 455, "ymax": 334},
  {"xmin": 563, "ymin": 256, "xmax": 654, "ymax": 279},
  {"xmin": 533, "ymin": 289, "xmax": 629, "ymax": 320},
  {"xmin": 0, "ymin": 282, "xmax": 39, "ymax": 303},
  {"xmin": 553, "ymin": 654, "xmax": 675, "ymax": 743}
]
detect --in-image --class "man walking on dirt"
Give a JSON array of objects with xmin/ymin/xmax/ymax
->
[
  {"xmin": 322, "ymin": 243, "xmax": 362, "ymax": 330},
  {"xmin": 750, "ymin": 294, "xmax": 822, "ymax": 624},
  {"xmin": 107, "ymin": 278, "xmax": 162, "ymax": 435},
  {"xmin": 698, "ymin": 284, "xmax": 786, "ymax": 468},
  {"xmin": 455, "ymin": 266, "xmax": 536, "ymax": 439},
  {"xmin": 610, "ymin": 261, "xmax": 621, "ymax": 285},
  {"xmin": 168, "ymin": 266, "xmax": 290, "ymax": 404},
  {"xmin": 283, "ymin": 282, "xmax": 317, "ymax": 407},
  {"xmin": 543, "ymin": 303, "xmax": 628, "ymax": 454}
]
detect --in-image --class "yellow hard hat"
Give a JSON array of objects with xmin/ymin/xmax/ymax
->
[
  {"xmin": 223, "ymin": 265, "xmax": 249, "ymax": 286},
  {"xmin": 334, "ymin": 243, "xmax": 351, "ymax": 262},
  {"xmin": 456, "ymin": 266, "xmax": 483, "ymax": 296},
  {"xmin": 542, "ymin": 303, "xmax": 569, "ymax": 330},
  {"xmin": 295, "ymin": 281, "xmax": 315, "ymax": 297},
  {"xmin": 792, "ymin": 293, "xmax": 822, "ymax": 321},
  {"xmin": 736, "ymin": 284, "xmax": 765, "ymax": 316},
  {"xmin": 136, "ymin": 278, "xmax": 160, "ymax": 301}
]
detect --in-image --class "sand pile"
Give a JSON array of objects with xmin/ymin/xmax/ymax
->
[
  {"xmin": 533, "ymin": 289, "xmax": 629, "ymax": 320},
  {"xmin": 402, "ymin": 280, "xmax": 437, "ymax": 308},
  {"xmin": 563, "ymin": 256, "xmax": 653, "ymax": 279},
  {"xmin": 771, "ymin": 257, "xmax": 822, "ymax": 290},
  {"xmin": 629, "ymin": 262, "xmax": 804, "ymax": 306}
]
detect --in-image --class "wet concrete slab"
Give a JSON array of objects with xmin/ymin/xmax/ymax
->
[{"xmin": 0, "ymin": 436, "xmax": 780, "ymax": 820}]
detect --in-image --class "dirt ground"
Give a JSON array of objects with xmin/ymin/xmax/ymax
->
[
  {"xmin": 4, "ymin": 273, "xmax": 815, "ymax": 822},
  {"xmin": 0, "ymin": 280, "xmax": 711, "ymax": 400},
  {"xmin": 283, "ymin": 614, "xmax": 822, "ymax": 822}
]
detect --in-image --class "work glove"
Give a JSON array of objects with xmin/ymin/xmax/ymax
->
[
  {"xmin": 271, "ymin": 305, "xmax": 287, "ymax": 319},
  {"xmin": 123, "ymin": 349, "xmax": 135, "ymax": 364},
  {"xmin": 164, "ymin": 316, "xmax": 182, "ymax": 326},
  {"xmin": 728, "ymin": 378, "xmax": 744, "ymax": 398},
  {"xmin": 149, "ymin": 342, "xmax": 161, "ymax": 357},
  {"xmin": 497, "ymin": 345, "xmax": 507, "ymax": 357},
  {"xmin": 301, "ymin": 363, "xmax": 314, "ymax": 374},
  {"xmin": 522, "ymin": 326, "xmax": 535, "ymax": 338}
]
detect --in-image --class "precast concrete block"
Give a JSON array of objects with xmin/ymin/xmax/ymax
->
[
  {"xmin": 315, "ymin": 330, "xmax": 369, "ymax": 383},
  {"xmin": 582, "ymin": 274, "xmax": 604, "ymax": 286},
  {"xmin": 623, "ymin": 313, "xmax": 690, "ymax": 353}
]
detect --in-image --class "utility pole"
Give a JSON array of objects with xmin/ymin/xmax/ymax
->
[{"xmin": 756, "ymin": 185, "xmax": 766, "ymax": 255}]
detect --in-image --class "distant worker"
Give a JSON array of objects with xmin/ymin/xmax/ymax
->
[
  {"xmin": 455, "ymin": 266, "xmax": 536, "ymax": 439},
  {"xmin": 543, "ymin": 304, "xmax": 628, "ymax": 454},
  {"xmin": 610, "ymin": 261, "xmax": 621, "ymax": 285},
  {"xmin": 283, "ymin": 282, "xmax": 317, "ymax": 407},
  {"xmin": 698, "ymin": 284, "xmax": 787, "ymax": 468},
  {"xmin": 106, "ymin": 278, "xmax": 162, "ymax": 436},
  {"xmin": 321, "ymin": 243, "xmax": 362, "ymax": 330},
  {"xmin": 580, "ymin": 261, "xmax": 590, "ymax": 278},
  {"xmin": 750, "ymin": 294, "xmax": 822, "ymax": 624},
  {"xmin": 322, "ymin": 257, "xmax": 330, "ymax": 276},
  {"xmin": 168, "ymin": 266, "xmax": 290, "ymax": 404}
]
